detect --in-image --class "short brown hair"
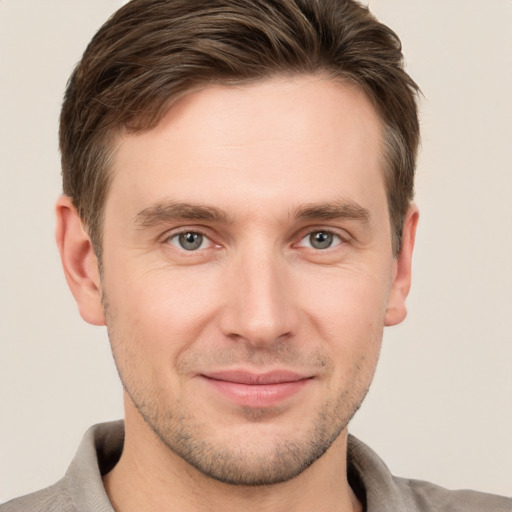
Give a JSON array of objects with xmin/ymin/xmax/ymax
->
[{"xmin": 60, "ymin": 0, "xmax": 420, "ymax": 257}]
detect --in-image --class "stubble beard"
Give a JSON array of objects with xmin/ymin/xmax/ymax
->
[
  {"xmin": 103, "ymin": 297, "xmax": 375, "ymax": 487},
  {"xmin": 117, "ymin": 356, "xmax": 371, "ymax": 487},
  {"xmin": 127, "ymin": 383, "xmax": 368, "ymax": 487}
]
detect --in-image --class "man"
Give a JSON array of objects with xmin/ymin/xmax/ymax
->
[{"xmin": 1, "ymin": 0, "xmax": 510, "ymax": 511}]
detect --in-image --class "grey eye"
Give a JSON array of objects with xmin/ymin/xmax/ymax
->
[
  {"xmin": 179, "ymin": 232, "xmax": 203, "ymax": 250},
  {"xmin": 169, "ymin": 231, "xmax": 208, "ymax": 251},
  {"xmin": 309, "ymin": 231, "xmax": 334, "ymax": 249},
  {"xmin": 297, "ymin": 230, "xmax": 342, "ymax": 250}
]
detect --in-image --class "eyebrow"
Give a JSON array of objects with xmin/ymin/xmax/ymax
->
[
  {"xmin": 134, "ymin": 202, "xmax": 231, "ymax": 228},
  {"xmin": 293, "ymin": 200, "xmax": 371, "ymax": 224},
  {"xmin": 134, "ymin": 198, "xmax": 370, "ymax": 228}
]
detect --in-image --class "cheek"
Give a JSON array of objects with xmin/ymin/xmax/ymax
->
[
  {"xmin": 297, "ymin": 263, "xmax": 391, "ymax": 331},
  {"xmin": 103, "ymin": 262, "xmax": 226, "ymax": 350},
  {"xmin": 295, "ymin": 266, "xmax": 388, "ymax": 375},
  {"xmin": 102, "ymin": 270, "xmax": 219, "ymax": 402}
]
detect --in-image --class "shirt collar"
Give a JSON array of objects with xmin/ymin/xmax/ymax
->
[
  {"xmin": 63, "ymin": 422, "xmax": 408, "ymax": 512},
  {"xmin": 347, "ymin": 434, "xmax": 409, "ymax": 512}
]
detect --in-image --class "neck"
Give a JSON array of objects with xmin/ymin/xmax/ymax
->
[{"xmin": 103, "ymin": 406, "xmax": 362, "ymax": 512}]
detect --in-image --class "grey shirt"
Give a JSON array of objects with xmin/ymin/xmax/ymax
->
[{"xmin": 1, "ymin": 421, "xmax": 510, "ymax": 511}]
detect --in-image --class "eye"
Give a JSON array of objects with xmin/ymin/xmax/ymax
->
[
  {"xmin": 167, "ymin": 231, "xmax": 212, "ymax": 251},
  {"xmin": 298, "ymin": 230, "xmax": 343, "ymax": 250}
]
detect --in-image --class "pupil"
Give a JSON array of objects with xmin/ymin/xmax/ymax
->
[
  {"xmin": 311, "ymin": 231, "xmax": 332, "ymax": 249},
  {"xmin": 179, "ymin": 232, "xmax": 202, "ymax": 250}
]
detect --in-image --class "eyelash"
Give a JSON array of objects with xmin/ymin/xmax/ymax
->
[
  {"xmin": 296, "ymin": 230, "xmax": 344, "ymax": 251},
  {"xmin": 165, "ymin": 229, "xmax": 215, "ymax": 252},
  {"xmin": 163, "ymin": 227, "xmax": 348, "ymax": 253}
]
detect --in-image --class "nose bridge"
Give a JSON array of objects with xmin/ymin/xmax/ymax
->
[{"xmin": 220, "ymin": 237, "xmax": 295, "ymax": 346}]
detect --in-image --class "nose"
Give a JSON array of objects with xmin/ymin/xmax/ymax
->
[{"xmin": 219, "ymin": 245, "xmax": 298, "ymax": 348}]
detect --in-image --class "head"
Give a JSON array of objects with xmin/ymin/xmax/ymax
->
[
  {"xmin": 60, "ymin": 0, "xmax": 419, "ymax": 260},
  {"xmin": 56, "ymin": 0, "xmax": 420, "ymax": 489}
]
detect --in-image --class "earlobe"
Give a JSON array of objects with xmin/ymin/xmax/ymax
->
[
  {"xmin": 55, "ymin": 196, "xmax": 106, "ymax": 326},
  {"xmin": 384, "ymin": 204, "xmax": 419, "ymax": 327}
]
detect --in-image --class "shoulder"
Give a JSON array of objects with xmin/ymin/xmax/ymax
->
[
  {"xmin": 0, "ymin": 482, "xmax": 73, "ymax": 512},
  {"xmin": 0, "ymin": 421, "xmax": 123, "ymax": 512},
  {"xmin": 394, "ymin": 476, "xmax": 512, "ymax": 512},
  {"xmin": 347, "ymin": 435, "xmax": 511, "ymax": 512}
]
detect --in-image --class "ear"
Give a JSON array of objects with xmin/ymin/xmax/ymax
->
[
  {"xmin": 55, "ymin": 196, "xmax": 106, "ymax": 326},
  {"xmin": 384, "ymin": 204, "xmax": 419, "ymax": 326}
]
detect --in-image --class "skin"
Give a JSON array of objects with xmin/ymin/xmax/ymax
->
[{"xmin": 56, "ymin": 75, "xmax": 418, "ymax": 512}]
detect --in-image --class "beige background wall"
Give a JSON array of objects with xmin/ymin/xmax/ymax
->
[{"xmin": 1, "ymin": 0, "xmax": 511, "ymax": 502}]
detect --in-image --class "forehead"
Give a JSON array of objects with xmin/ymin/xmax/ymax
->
[{"xmin": 107, "ymin": 75, "xmax": 386, "ymax": 222}]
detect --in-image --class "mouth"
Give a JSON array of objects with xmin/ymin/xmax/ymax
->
[{"xmin": 199, "ymin": 370, "xmax": 313, "ymax": 407}]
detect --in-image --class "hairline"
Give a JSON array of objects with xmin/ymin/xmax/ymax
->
[{"xmin": 84, "ymin": 71, "xmax": 408, "ymax": 260}]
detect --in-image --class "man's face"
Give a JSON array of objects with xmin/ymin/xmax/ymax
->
[{"xmin": 96, "ymin": 76, "xmax": 412, "ymax": 485}]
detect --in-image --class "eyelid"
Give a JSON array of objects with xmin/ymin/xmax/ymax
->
[
  {"xmin": 169, "ymin": 232, "xmax": 212, "ymax": 251},
  {"xmin": 294, "ymin": 226, "xmax": 350, "ymax": 246},
  {"xmin": 159, "ymin": 225, "xmax": 351, "ymax": 251},
  {"xmin": 298, "ymin": 230, "xmax": 342, "ymax": 249},
  {"xmin": 161, "ymin": 226, "xmax": 219, "ymax": 249}
]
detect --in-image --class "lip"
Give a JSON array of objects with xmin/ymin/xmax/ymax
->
[{"xmin": 199, "ymin": 370, "xmax": 312, "ymax": 407}]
